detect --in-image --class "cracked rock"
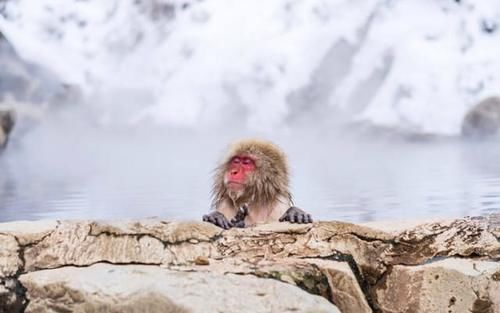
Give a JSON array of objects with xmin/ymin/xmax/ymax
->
[
  {"xmin": 0, "ymin": 215, "xmax": 499, "ymax": 313},
  {"xmin": 375, "ymin": 258, "xmax": 500, "ymax": 313},
  {"xmin": 19, "ymin": 263, "xmax": 340, "ymax": 313}
]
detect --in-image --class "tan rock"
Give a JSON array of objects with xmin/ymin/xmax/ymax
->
[
  {"xmin": 20, "ymin": 263, "xmax": 340, "ymax": 313},
  {"xmin": 389, "ymin": 216, "xmax": 500, "ymax": 265},
  {"xmin": 0, "ymin": 216, "xmax": 498, "ymax": 313},
  {"xmin": 0, "ymin": 220, "xmax": 58, "ymax": 245},
  {"xmin": 173, "ymin": 256, "xmax": 371, "ymax": 313},
  {"xmin": 0, "ymin": 278, "xmax": 25, "ymax": 312},
  {"xmin": 88, "ymin": 220, "xmax": 222, "ymax": 243},
  {"xmin": 303, "ymin": 259, "xmax": 372, "ymax": 313},
  {"xmin": 0, "ymin": 233, "xmax": 21, "ymax": 276},
  {"xmin": 23, "ymin": 220, "xmax": 222, "ymax": 271},
  {"xmin": 488, "ymin": 214, "xmax": 500, "ymax": 239},
  {"xmin": 375, "ymin": 258, "xmax": 500, "ymax": 313}
]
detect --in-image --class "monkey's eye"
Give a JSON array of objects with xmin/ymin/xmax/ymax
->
[
  {"xmin": 242, "ymin": 157, "xmax": 254, "ymax": 165},
  {"xmin": 231, "ymin": 157, "xmax": 241, "ymax": 164}
]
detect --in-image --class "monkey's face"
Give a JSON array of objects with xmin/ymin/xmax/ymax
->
[{"xmin": 224, "ymin": 154, "xmax": 256, "ymax": 197}]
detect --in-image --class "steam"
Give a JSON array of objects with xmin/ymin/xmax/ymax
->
[{"xmin": 0, "ymin": 0, "xmax": 500, "ymax": 222}]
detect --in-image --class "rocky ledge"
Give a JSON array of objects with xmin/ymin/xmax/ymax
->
[{"xmin": 0, "ymin": 215, "xmax": 499, "ymax": 313}]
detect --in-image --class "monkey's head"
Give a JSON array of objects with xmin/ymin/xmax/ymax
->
[{"xmin": 212, "ymin": 139, "xmax": 292, "ymax": 208}]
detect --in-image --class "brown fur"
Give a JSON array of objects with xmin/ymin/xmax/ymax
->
[{"xmin": 211, "ymin": 139, "xmax": 293, "ymax": 225}]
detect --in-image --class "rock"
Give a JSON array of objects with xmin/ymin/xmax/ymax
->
[
  {"xmin": 175, "ymin": 257, "xmax": 371, "ymax": 312},
  {"xmin": 462, "ymin": 96, "xmax": 500, "ymax": 138},
  {"xmin": 0, "ymin": 278, "xmax": 26, "ymax": 313},
  {"xmin": 193, "ymin": 256, "xmax": 209, "ymax": 265},
  {"xmin": 299, "ymin": 259, "xmax": 372, "ymax": 313},
  {"xmin": 20, "ymin": 220, "xmax": 221, "ymax": 271},
  {"xmin": 376, "ymin": 258, "xmax": 500, "ymax": 313},
  {"xmin": 0, "ymin": 215, "xmax": 498, "ymax": 313},
  {"xmin": 388, "ymin": 216, "xmax": 500, "ymax": 265},
  {"xmin": 0, "ymin": 233, "xmax": 21, "ymax": 276},
  {"xmin": 0, "ymin": 32, "xmax": 81, "ymax": 106},
  {"xmin": 0, "ymin": 109, "xmax": 14, "ymax": 148},
  {"xmin": 20, "ymin": 263, "xmax": 339, "ymax": 313}
]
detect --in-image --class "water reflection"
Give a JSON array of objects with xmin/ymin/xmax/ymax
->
[{"xmin": 1, "ymin": 124, "xmax": 500, "ymax": 223}]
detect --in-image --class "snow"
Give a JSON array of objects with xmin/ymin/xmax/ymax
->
[{"xmin": 1, "ymin": 0, "xmax": 500, "ymax": 133}]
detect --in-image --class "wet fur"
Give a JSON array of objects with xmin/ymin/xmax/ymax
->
[{"xmin": 211, "ymin": 139, "xmax": 293, "ymax": 213}]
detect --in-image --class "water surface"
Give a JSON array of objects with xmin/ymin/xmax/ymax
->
[{"xmin": 1, "ymin": 122, "xmax": 499, "ymax": 223}]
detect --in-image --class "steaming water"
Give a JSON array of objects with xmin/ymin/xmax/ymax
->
[
  {"xmin": 0, "ymin": 122, "xmax": 499, "ymax": 223},
  {"xmin": 1, "ymin": 0, "xmax": 500, "ymax": 223}
]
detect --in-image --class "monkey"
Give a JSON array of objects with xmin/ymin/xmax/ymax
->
[
  {"xmin": 202, "ymin": 139, "xmax": 313, "ymax": 229},
  {"xmin": 229, "ymin": 204, "xmax": 249, "ymax": 228},
  {"xmin": 461, "ymin": 96, "xmax": 500, "ymax": 138},
  {"xmin": 0, "ymin": 109, "xmax": 15, "ymax": 149}
]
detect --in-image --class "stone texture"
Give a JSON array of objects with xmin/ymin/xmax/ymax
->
[
  {"xmin": 0, "ymin": 215, "xmax": 498, "ymax": 313},
  {"xmin": 388, "ymin": 217, "xmax": 500, "ymax": 265},
  {"xmin": 19, "ymin": 220, "xmax": 221, "ymax": 271},
  {"xmin": 0, "ymin": 220, "xmax": 59, "ymax": 246},
  {"xmin": 0, "ymin": 278, "xmax": 26, "ymax": 312},
  {"xmin": 376, "ymin": 258, "xmax": 500, "ymax": 313},
  {"xmin": 0, "ymin": 233, "xmax": 21, "ymax": 276},
  {"xmin": 174, "ymin": 257, "xmax": 372, "ymax": 313},
  {"xmin": 304, "ymin": 259, "xmax": 372, "ymax": 313},
  {"xmin": 20, "ymin": 263, "xmax": 339, "ymax": 313}
]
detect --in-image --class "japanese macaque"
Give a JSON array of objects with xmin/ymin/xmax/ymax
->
[
  {"xmin": 203, "ymin": 139, "xmax": 313, "ymax": 229},
  {"xmin": 461, "ymin": 96, "xmax": 500, "ymax": 138},
  {"xmin": 0, "ymin": 109, "xmax": 15, "ymax": 149}
]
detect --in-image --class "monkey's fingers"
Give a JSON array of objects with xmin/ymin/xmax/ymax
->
[
  {"xmin": 204, "ymin": 214, "xmax": 217, "ymax": 225},
  {"xmin": 202, "ymin": 214, "xmax": 211, "ymax": 222},
  {"xmin": 280, "ymin": 207, "xmax": 314, "ymax": 224},
  {"xmin": 231, "ymin": 220, "xmax": 245, "ymax": 228},
  {"xmin": 220, "ymin": 217, "xmax": 232, "ymax": 229},
  {"xmin": 300, "ymin": 213, "xmax": 312, "ymax": 223},
  {"xmin": 305, "ymin": 214, "xmax": 313, "ymax": 223},
  {"xmin": 294, "ymin": 212, "xmax": 313, "ymax": 224},
  {"xmin": 298, "ymin": 213, "xmax": 306, "ymax": 224},
  {"xmin": 279, "ymin": 211, "xmax": 294, "ymax": 223},
  {"xmin": 215, "ymin": 215, "xmax": 230, "ymax": 229},
  {"xmin": 203, "ymin": 212, "xmax": 229, "ymax": 229}
]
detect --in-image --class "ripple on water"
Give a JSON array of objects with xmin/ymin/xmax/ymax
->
[{"xmin": 1, "ymin": 133, "xmax": 500, "ymax": 223}]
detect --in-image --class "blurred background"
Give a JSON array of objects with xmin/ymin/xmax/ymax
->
[{"xmin": 0, "ymin": 0, "xmax": 499, "ymax": 223}]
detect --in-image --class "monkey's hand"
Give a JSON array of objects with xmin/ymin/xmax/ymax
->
[
  {"xmin": 202, "ymin": 211, "xmax": 231, "ymax": 230},
  {"xmin": 230, "ymin": 219, "xmax": 246, "ymax": 228},
  {"xmin": 229, "ymin": 205, "xmax": 248, "ymax": 228},
  {"xmin": 279, "ymin": 207, "xmax": 313, "ymax": 224}
]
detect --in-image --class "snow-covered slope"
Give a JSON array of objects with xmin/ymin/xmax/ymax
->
[{"xmin": 1, "ymin": 0, "xmax": 499, "ymax": 134}]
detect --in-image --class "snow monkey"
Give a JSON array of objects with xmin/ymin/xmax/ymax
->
[
  {"xmin": 203, "ymin": 139, "xmax": 313, "ymax": 229},
  {"xmin": 0, "ymin": 109, "xmax": 15, "ymax": 149}
]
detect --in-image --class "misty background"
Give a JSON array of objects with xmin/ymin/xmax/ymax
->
[{"xmin": 1, "ymin": 0, "xmax": 500, "ymax": 223}]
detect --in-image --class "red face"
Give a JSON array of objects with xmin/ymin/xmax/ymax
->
[{"xmin": 225, "ymin": 155, "xmax": 256, "ymax": 191}]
